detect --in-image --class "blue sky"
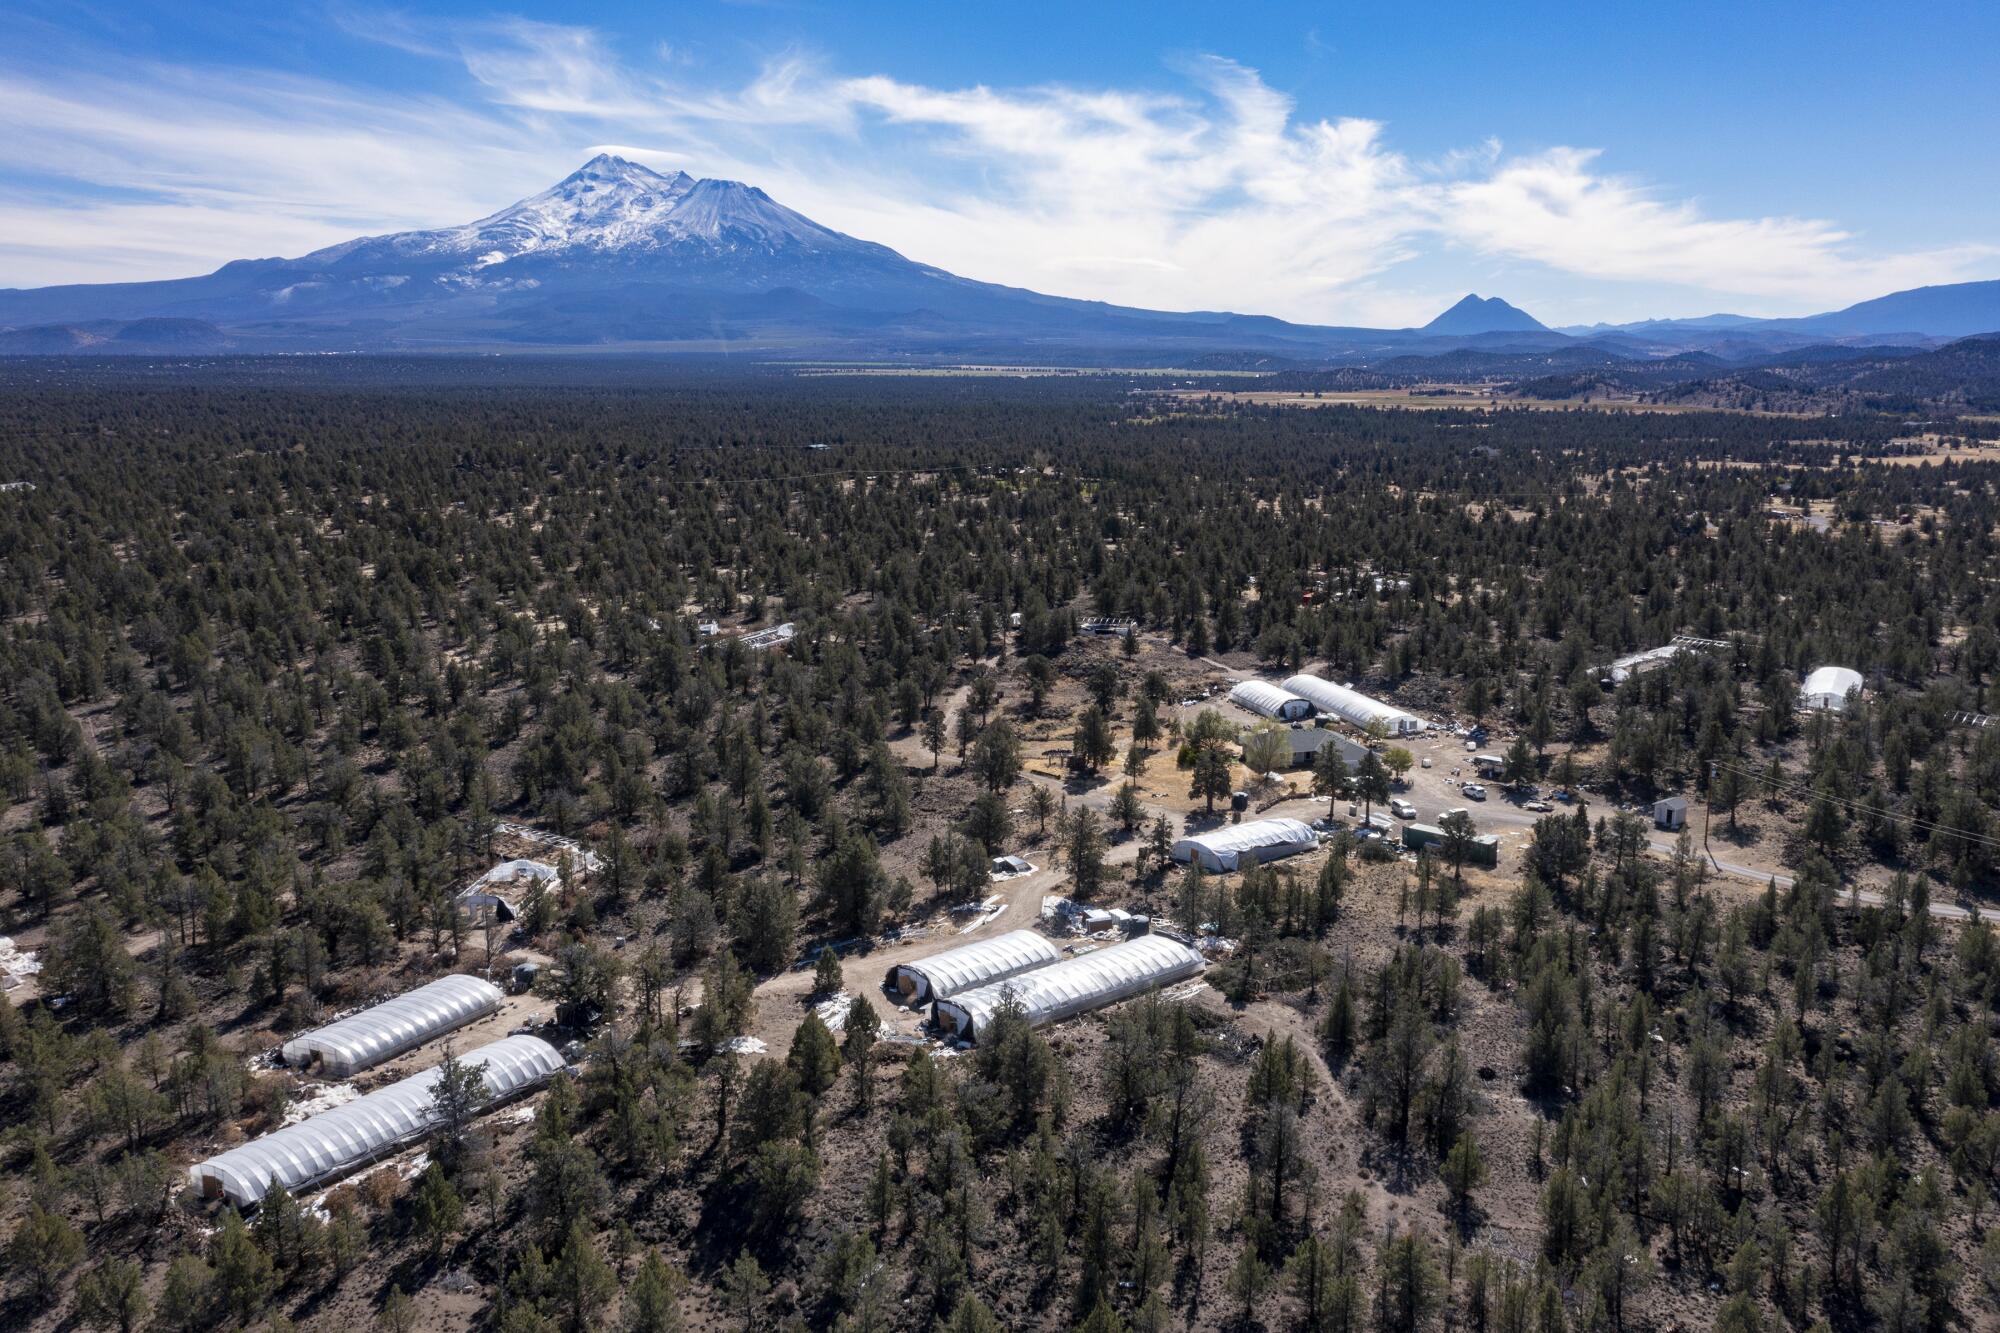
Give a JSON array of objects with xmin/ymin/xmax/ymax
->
[{"xmin": 2, "ymin": 0, "xmax": 1995, "ymax": 325}]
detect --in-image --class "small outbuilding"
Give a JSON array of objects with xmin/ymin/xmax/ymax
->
[
  {"xmin": 1654, "ymin": 797, "xmax": 1689, "ymax": 831},
  {"xmin": 885, "ymin": 929, "xmax": 1063, "ymax": 1005},
  {"xmin": 1171, "ymin": 817, "xmax": 1318, "ymax": 872},
  {"xmin": 931, "ymin": 936, "xmax": 1205, "ymax": 1042}
]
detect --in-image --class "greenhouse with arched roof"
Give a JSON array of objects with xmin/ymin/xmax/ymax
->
[
  {"xmin": 281, "ymin": 974, "xmax": 503, "ymax": 1077},
  {"xmin": 886, "ymin": 929, "xmax": 1063, "ymax": 1004},
  {"xmin": 932, "ymin": 935, "xmax": 1204, "ymax": 1042},
  {"xmin": 191, "ymin": 1035, "xmax": 566, "ymax": 1208}
]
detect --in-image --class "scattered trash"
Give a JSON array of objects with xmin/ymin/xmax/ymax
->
[
  {"xmin": 812, "ymin": 991, "xmax": 852, "ymax": 1032},
  {"xmin": 957, "ymin": 896, "xmax": 1006, "ymax": 933},
  {"xmin": 282, "ymin": 1083, "xmax": 359, "ymax": 1127},
  {"xmin": 0, "ymin": 936, "xmax": 42, "ymax": 989}
]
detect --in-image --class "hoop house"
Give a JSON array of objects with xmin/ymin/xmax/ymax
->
[
  {"xmin": 191, "ymin": 1035, "xmax": 565, "ymax": 1208},
  {"xmin": 933, "ymin": 936, "xmax": 1204, "ymax": 1042},
  {"xmin": 281, "ymin": 974, "xmax": 503, "ymax": 1077}
]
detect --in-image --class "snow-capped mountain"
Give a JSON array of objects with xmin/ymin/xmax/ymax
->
[
  {"xmin": 1, "ymin": 154, "xmax": 1991, "ymax": 360},
  {"xmin": 306, "ymin": 155, "xmax": 877, "ymax": 271}
]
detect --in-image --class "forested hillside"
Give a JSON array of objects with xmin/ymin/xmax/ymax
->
[{"xmin": 3, "ymin": 362, "xmax": 2000, "ymax": 1332}]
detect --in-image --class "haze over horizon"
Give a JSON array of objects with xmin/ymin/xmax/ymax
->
[{"xmin": 2, "ymin": 0, "xmax": 1997, "ymax": 328}]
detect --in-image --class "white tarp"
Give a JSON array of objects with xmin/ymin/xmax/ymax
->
[
  {"xmin": 1606, "ymin": 645, "xmax": 1683, "ymax": 683},
  {"xmin": 281, "ymin": 975, "xmax": 503, "ymax": 1077},
  {"xmin": 191, "ymin": 1036, "xmax": 564, "ymax": 1208},
  {"xmin": 933, "ymin": 936, "xmax": 1205, "ymax": 1041},
  {"xmin": 1280, "ymin": 674, "xmax": 1426, "ymax": 736},
  {"xmin": 1171, "ymin": 817, "xmax": 1318, "ymax": 872},
  {"xmin": 887, "ymin": 929, "xmax": 1062, "ymax": 1004},
  {"xmin": 1228, "ymin": 680, "xmax": 1314, "ymax": 721}
]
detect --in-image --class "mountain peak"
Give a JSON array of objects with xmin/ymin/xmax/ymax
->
[{"xmin": 1422, "ymin": 293, "xmax": 1548, "ymax": 336}]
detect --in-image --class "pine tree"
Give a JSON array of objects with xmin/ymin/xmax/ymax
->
[
  {"xmin": 549, "ymin": 1221, "xmax": 616, "ymax": 1333},
  {"xmin": 412, "ymin": 1160, "xmax": 465, "ymax": 1259},
  {"xmin": 621, "ymin": 1250, "xmax": 686, "ymax": 1333},
  {"xmin": 787, "ymin": 1011, "xmax": 843, "ymax": 1098}
]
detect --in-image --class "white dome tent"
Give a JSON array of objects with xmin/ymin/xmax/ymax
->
[
  {"xmin": 932, "ymin": 936, "xmax": 1204, "ymax": 1042},
  {"xmin": 190, "ymin": 1035, "xmax": 565, "ymax": 1208},
  {"xmin": 1228, "ymin": 680, "xmax": 1315, "ymax": 721},
  {"xmin": 885, "ymin": 929, "xmax": 1063, "ymax": 1005},
  {"xmin": 1801, "ymin": 666, "xmax": 1864, "ymax": 713},
  {"xmin": 281, "ymin": 974, "xmax": 503, "ymax": 1078},
  {"xmin": 1171, "ymin": 817, "xmax": 1318, "ymax": 872},
  {"xmin": 1279, "ymin": 674, "xmax": 1426, "ymax": 736}
]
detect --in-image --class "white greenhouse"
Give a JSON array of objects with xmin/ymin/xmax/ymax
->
[
  {"xmin": 1228, "ymin": 680, "xmax": 1315, "ymax": 721},
  {"xmin": 1802, "ymin": 666, "xmax": 1864, "ymax": 712},
  {"xmin": 932, "ymin": 936, "xmax": 1205, "ymax": 1042},
  {"xmin": 886, "ymin": 929, "xmax": 1063, "ymax": 1004},
  {"xmin": 281, "ymin": 974, "xmax": 503, "ymax": 1077},
  {"xmin": 190, "ymin": 1035, "xmax": 565, "ymax": 1208},
  {"xmin": 1280, "ymin": 674, "xmax": 1426, "ymax": 736},
  {"xmin": 1170, "ymin": 817, "xmax": 1319, "ymax": 872}
]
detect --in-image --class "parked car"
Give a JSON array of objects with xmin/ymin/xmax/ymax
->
[
  {"xmin": 1390, "ymin": 798, "xmax": 1417, "ymax": 820},
  {"xmin": 1462, "ymin": 783, "xmax": 1488, "ymax": 800},
  {"xmin": 1525, "ymin": 799, "xmax": 1553, "ymax": 812}
]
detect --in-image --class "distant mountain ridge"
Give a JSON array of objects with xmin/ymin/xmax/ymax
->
[
  {"xmin": 1, "ymin": 154, "xmax": 1996, "ymax": 363},
  {"xmin": 1422, "ymin": 294, "xmax": 1547, "ymax": 335}
]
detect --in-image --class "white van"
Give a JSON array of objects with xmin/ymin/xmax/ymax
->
[{"xmin": 1390, "ymin": 798, "xmax": 1417, "ymax": 820}]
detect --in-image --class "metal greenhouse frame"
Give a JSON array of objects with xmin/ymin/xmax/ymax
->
[
  {"xmin": 886, "ymin": 929, "xmax": 1063, "ymax": 1004},
  {"xmin": 932, "ymin": 936, "xmax": 1205, "ymax": 1042},
  {"xmin": 190, "ymin": 1035, "xmax": 565, "ymax": 1209},
  {"xmin": 281, "ymin": 974, "xmax": 503, "ymax": 1077}
]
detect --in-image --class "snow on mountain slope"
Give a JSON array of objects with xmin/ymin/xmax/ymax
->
[{"xmin": 303, "ymin": 154, "xmax": 872, "ymax": 268}]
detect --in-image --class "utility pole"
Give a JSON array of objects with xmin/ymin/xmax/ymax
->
[{"xmin": 1704, "ymin": 761, "xmax": 1719, "ymax": 871}]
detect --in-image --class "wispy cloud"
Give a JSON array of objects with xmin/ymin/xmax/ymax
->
[{"xmin": 0, "ymin": 16, "xmax": 1989, "ymax": 322}]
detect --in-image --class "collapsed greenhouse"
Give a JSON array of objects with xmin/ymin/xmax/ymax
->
[
  {"xmin": 931, "ymin": 936, "xmax": 1205, "ymax": 1042},
  {"xmin": 886, "ymin": 929, "xmax": 1063, "ymax": 1004},
  {"xmin": 1228, "ymin": 679, "xmax": 1315, "ymax": 721},
  {"xmin": 281, "ymin": 974, "xmax": 504, "ymax": 1077},
  {"xmin": 1171, "ymin": 817, "xmax": 1319, "ymax": 872},
  {"xmin": 189, "ymin": 1035, "xmax": 566, "ymax": 1208},
  {"xmin": 1280, "ymin": 674, "xmax": 1426, "ymax": 736}
]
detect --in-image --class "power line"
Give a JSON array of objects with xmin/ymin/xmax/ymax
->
[{"xmin": 1710, "ymin": 759, "xmax": 2000, "ymax": 851}]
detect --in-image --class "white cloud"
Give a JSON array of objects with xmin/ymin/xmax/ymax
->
[{"xmin": 0, "ymin": 20, "xmax": 1990, "ymax": 323}]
